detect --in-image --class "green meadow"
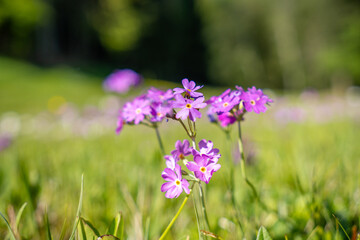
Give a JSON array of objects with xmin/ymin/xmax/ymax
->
[{"xmin": 0, "ymin": 57, "xmax": 359, "ymax": 239}]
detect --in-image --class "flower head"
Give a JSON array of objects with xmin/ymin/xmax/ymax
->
[
  {"xmin": 242, "ymin": 87, "xmax": 272, "ymax": 114},
  {"xmin": 171, "ymin": 139, "xmax": 192, "ymax": 160},
  {"xmin": 122, "ymin": 97, "xmax": 151, "ymax": 124},
  {"xmin": 164, "ymin": 154, "xmax": 179, "ymax": 170},
  {"xmin": 147, "ymin": 87, "xmax": 174, "ymax": 104},
  {"xmin": 172, "ymin": 95, "xmax": 207, "ymax": 121},
  {"xmin": 161, "ymin": 164, "xmax": 190, "ymax": 198},
  {"xmin": 186, "ymin": 155, "xmax": 221, "ymax": 184},
  {"xmin": 192, "ymin": 139, "xmax": 221, "ymax": 161},
  {"xmin": 103, "ymin": 69, "xmax": 142, "ymax": 93},
  {"xmin": 150, "ymin": 103, "xmax": 172, "ymax": 122},
  {"xmin": 173, "ymin": 78, "xmax": 204, "ymax": 98}
]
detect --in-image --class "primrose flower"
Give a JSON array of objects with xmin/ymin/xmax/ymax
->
[
  {"xmin": 161, "ymin": 164, "xmax": 190, "ymax": 198},
  {"xmin": 164, "ymin": 155, "xmax": 179, "ymax": 170},
  {"xmin": 122, "ymin": 97, "xmax": 151, "ymax": 124},
  {"xmin": 193, "ymin": 139, "xmax": 221, "ymax": 161},
  {"xmin": 171, "ymin": 139, "xmax": 192, "ymax": 160},
  {"xmin": 173, "ymin": 78, "xmax": 204, "ymax": 98},
  {"xmin": 103, "ymin": 69, "xmax": 142, "ymax": 93},
  {"xmin": 242, "ymin": 87, "xmax": 271, "ymax": 114},
  {"xmin": 218, "ymin": 112, "xmax": 237, "ymax": 127},
  {"xmin": 150, "ymin": 103, "xmax": 172, "ymax": 122},
  {"xmin": 172, "ymin": 95, "xmax": 207, "ymax": 121},
  {"xmin": 186, "ymin": 155, "xmax": 221, "ymax": 184},
  {"xmin": 212, "ymin": 94, "xmax": 240, "ymax": 114}
]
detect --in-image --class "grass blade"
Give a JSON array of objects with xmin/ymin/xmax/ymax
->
[
  {"xmin": 333, "ymin": 214, "xmax": 351, "ymax": 240},
  {"xmin": 80, "ymin": 217, "xmax": 100, "ymax": 237},
  {"xmin": 97, "ymin": 235, "xmax": 120, "ymax": 240},
  {"xmin": 79, "ymin": 218, "xmax": 87, "ymax": 240},
  {"xmin": 0, "ymin": 211, "xmax": 17, "ymax": 240},
  {"xmin": 107, "ymin": 212, "xmax": 122, "ymax": 237},
  {"xmin": 15, "ymin": 202, "xmax": 27, "ymax": 230},
  {"xmin": 44, "ymin": 208, "xmax": 53, "ymax": 240},
  {"xmin": 58, "ymin": 217, "xmax": 68, "ymax": 240},
  {"xmin": 69, "ymin": 174, "xmax": 84, "ymax": 240},
  {"xmin": 256, "ymin": 226, "xmax": 273, "ymax": 240}
]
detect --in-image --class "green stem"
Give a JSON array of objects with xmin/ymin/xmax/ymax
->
[
  {"xmin": 237, "ymin": 121, "xmax": 268, "ymax": 210},
  {"xmin": 154, "ymin": 126, "xmax": 165, "ymax": 156},
  {"xmin": 225, "ymin": 131, "xmax": 244, "ymax": 235},
  {"xmin": 198, "ymin": 182, "xmax": 211, "ymax": 231},
  {"xmin": 159, "ymin": 191, "xmax": 192, "ymax": 240}
]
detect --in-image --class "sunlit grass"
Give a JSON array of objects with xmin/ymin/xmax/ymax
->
[{"xmin": 0, "ymin": 57, "xmax": 359, "ymax": 239}]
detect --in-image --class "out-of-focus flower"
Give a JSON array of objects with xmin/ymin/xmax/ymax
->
[
  {"xmin": 171, "ymin": 139, "xmax": 192, "ymax": 160},
  {"xmin": 150, "ymin": 103, "xmax": 172, "ymax": 122},
  {"xmin": 161, "ymin": 164, "xmax": 190, "ymax": 198},
  {"xmin": 186, "ymin": 155, "xmax": 221, "ymax": 184},
  {"xmin": 174, "ymin": 78, "xmax": 204, "ymax": 98},
  {"xmin": 147, "ymin": 87, "xmax": 174, "ymax": 104},
  {"xmin": 172, "ymin": 95, "xmax": 207, "ymax": 121},
  {"xmin": 103, "ymin": 69, "xmax": 142, "ymax": 93},
  {"xmin": 0, "ymin": 134, "xmax": 12, "ymax": 152}
]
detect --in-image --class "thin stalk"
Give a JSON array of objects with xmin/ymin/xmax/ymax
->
[
  {"xmin": 188, "ymin": 118, "xmax": 194, "ymax": 136},
  {"xmin": 198, "ymin": 182, "xmax": 210, "ymax": 231},
  {"xmin": 237, "ymin": 121, "xmax": 267, "ymax": 210},
  {"xmin": 193, "ymin": 188, "xmax": 203, "ymax": 240},
  {"xmin": 159, "ymin": 191, "xmax": 192, "ymax": 240},
  {"xmin": 178, "ymin": 119, "xmax": 192, "ymax": 138},
  {"xmin": 154, "ymin": 126, "xmax": 165, "ymax": 155},
  {"xmin": 225, "ymin": 131, "xmax": 244, "ymax": 235}
]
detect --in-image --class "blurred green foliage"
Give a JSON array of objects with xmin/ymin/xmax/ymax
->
[{"xmin": 0, "ymin": 0, "xmax": 359, "ymax": 88}]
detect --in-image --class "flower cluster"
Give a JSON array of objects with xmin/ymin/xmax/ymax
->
[
  {"xmin": 116, "ymin": 78, "xmax": 206, "ymax": 134},
  {"xmin": 161, "ymin": 139, "xmax": 221, "ymax": 198},
  {"xmin": 103, "ymin": 69, "xmax": 142, "ymax": 94},
  {"xmin": 207, "ymin": 86, "xmax": 273, "ymax": 127}
]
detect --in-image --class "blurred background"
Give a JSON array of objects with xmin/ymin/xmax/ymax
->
[
  {"xmin": 1, "ymin": 0, "xmax": 360, "ymax": 89},
  {"xmin": 0, "ymin": 0, "xmax": 360, "ymax": 239}
]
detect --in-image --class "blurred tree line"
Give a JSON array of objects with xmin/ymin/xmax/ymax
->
[{"xmin": 0, "ymin": 0, "xmax": 359, "ymax": 89}]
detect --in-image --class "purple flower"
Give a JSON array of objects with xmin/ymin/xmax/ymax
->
[
  {"xmin": 103, "ymin": 69, "xmax": 142, "ymax": 93},
  {"xmin": 116, "ymin": 118, "xmax": 124, "ymax": 134},
  {"xmin": 150, "ymin": 103, "xmax": 172, "ymax": 122},
  {"xmin": 186, "ymin": 155, "xmax": 221, "ymax": 184},
  {"xmin": 172, "ymin": 95, "xmax": 207, "ymax": 121},
  {"xmin": 147, "ymin": 87, "xmax": 174, "ymax": 103},
  {"xmin": 171, "ymin": 139, "xmax": 192, "ymax": 160},
  {"xmin": 218, "ymin": 112, "xmax": 237, "ymax": 127},
  {"xmin": 212, "ymin": 94, "xmax": 240, "ymax": 114},
  {"xmin": 122, "ymin": 97, "xmax": 151, "ymax": 124},
  {"xmin": 0, "ymin": 134, "xmax": 12, "ymax": 152},
  {"xmin": 173, "ymin": 78, "xmax": 203, "ymax": 98},
  {"xmin": 164, "ymin": 155, "xmax": 179, "ymax": 170},
  {"xmin": 242, "ymin": 87, "xmax": 271, "ymax": 114},
  {"xmin": 161, "ymin": 164, "xmax": 190, "ymax": 198},
  {"xmin": 193, "ymin": 139, "xmax": 221, "ymax": 161}
]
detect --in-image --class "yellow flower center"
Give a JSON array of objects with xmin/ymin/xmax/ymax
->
[
  {"xmin": 200, "ymin": 167, "xmax": 206, "ymax": 173},
  {"xmin": 157, "ymin": 112, "xmax": 163, "ymax": 117},
  {"xmin": 223, "ymin": 102, "xmax": 229, "ymax": 107},
  {"xmin": 186, "ymin": 103, "xmax": 192, "ymax": 109},
  {"xmin": 135, "ymin": 108, "xmax": 142, "ymax": 114},
  {"xmin": 250, "ymin": 100, "xmax": 256, "ymax": 106},
  {"xmin": 179, "ymin": 153, "xmax": 184, "ymax": 159},
  {"xmin": 187, "ymin": 89, "xmax": 192, "ymax": 92},
  {"xmin": 175, "ymin": 180, "xmax": 181, "ymax": 185}
]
